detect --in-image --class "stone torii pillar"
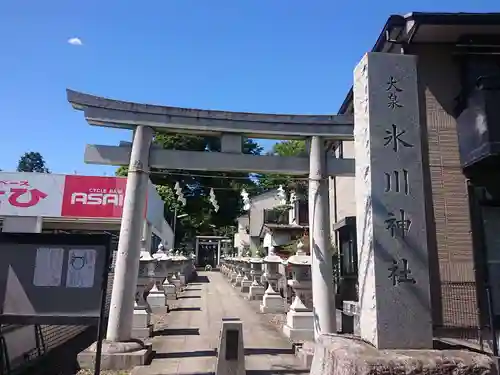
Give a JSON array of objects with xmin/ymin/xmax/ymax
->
[
  {"xmin": 107, "ymin": 126, "xmax": 154, "ymax": 342},
  {"xmin": 309, "ymin": 136, "xmax": 336, "ymax": 340}
]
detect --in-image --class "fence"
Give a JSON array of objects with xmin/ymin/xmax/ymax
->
[{"xmin": 434, "ymin": 281, "xmax": 484, "ymax": 348}]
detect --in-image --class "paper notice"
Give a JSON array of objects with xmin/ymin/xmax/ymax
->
[
  {"xmin": 33, "ymin": 248, "xmax": 65, "ymax": 287},
  {"xmin": 66, "ymin": 249, "xmax": 96, "ymax": 288}
]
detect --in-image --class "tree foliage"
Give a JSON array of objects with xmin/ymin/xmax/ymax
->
[
  {"xmin": 257, "ymin": 140, "xmax": 307, "ymax": 195},
  {"xmin": 17, "ymin": 152, "xmax": 50, "ymax": 173}
]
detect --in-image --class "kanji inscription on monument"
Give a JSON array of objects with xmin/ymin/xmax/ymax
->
[
  {"xmin": 353, "ymin": 52, "xmax": 432, "ymax": 350},
  {"xmin": 388, "ymin": 258, "xmax": 416, "ymax": 286}
]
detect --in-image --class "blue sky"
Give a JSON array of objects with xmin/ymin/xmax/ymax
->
[{"xmin": 1, "ymin": 1, "xmax": 498, "ymax": 176}]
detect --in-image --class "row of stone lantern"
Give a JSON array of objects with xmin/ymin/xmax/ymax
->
[
  {"xmin": 133, "ymin": 244, "xmax": 197, "ymax": 338},
  {"xmin": 220, "ymin": 241, "xmax": 314, "ymax": 342}
]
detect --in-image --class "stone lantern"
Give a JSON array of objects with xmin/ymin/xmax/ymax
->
[
  {"xmin": 170, "ymin": 250, "xmax": 183, "ymax": 292},
  {"xmin": 188, "ymin": 251, "xmax": 197, "ymax": 281},
  {"xmin": 240, "ymin": 254, "xmax": 252, "ymax": 293},
  {"xmin": 233, "ymin": 256, "xmax": 245, "ymax": 288},
  {"xmin": 282, "ymin": 240, "xmax": 314, "ymax": 341},
  {"xmin": 229, "ymin": 257, "xmax": 238, "ymax": 283},
  {"xmin": 164, "ymin": 249, "xmax": 180, "ymax": 299},
  {"xmin": 220, "ymin": 256, "xmax": 228, "ymax": 276},
  {"xmin": 133, "ymin": 248, "xmax": 156, "ymax": 338},
  {"xmin": 176, "ymin": 251, "xmax": 190, "ymax": 286},
  {"xmin": 147, "ymin": 244, "xmax": 170, "ymax": 308},
  {"xmin": 226, "ymin": 257, "xmax": 234, "ymax": 280},
  {"xmin": 248, "ymin": 255, "xmax": 264, "ymax": 300},
  {"xmin": 260, "ymin": 246, "xmax": 286, "ymax": 313}
]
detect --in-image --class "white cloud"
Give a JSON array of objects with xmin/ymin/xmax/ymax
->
[{"xmin": 67, "ymin": 37, "xmax": 83, "ymax": 46}]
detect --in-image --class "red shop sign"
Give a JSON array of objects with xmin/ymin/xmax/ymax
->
[{"xmin": 61, "ymin": 175, "xmax": 128, "ymax": 218}]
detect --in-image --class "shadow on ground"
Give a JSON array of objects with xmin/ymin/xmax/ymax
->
[
  {"xmin": 153, "ymin": 328, "xmax": 200, "ymax": 336},
  {"xmin": 190, "ymin": 275, "xmax": 210, "ymax": 284},
  {"xmin": 244, "ymin": 348, "xmax": 295, "ymax": 356},
  {"xmin": 169, "ymin": 371, "xmax": 307, "ymax": 375},
  {"xmin": 153, "ymin": 349, "xmax": 217, "ymax": 359},
  {"xmin": 152, "ymin": 347, "xmax": 294, "ymax": 360},
  {"xmin": 177, "ymin": 295, "xmax": 202, "ymax": 299},
  {"xmin": 169, "ymin": 307, "xmax": 202, "ymax": 312}
]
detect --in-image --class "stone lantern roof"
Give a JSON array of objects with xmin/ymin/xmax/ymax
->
[
  {"xmin": 250, "ymin": 255, "xmax": 264, "ymax": 264},
  {"xmin": 153, "ymin": 248, "xmax": 170, "ymax": 261},
  {"xmin": 286, "ymin": 241, "xmax": 311, "ymax": 266},
  {"xmin": 263, "ymin": 246, "xmax": 283, "ymax": 263},
  {"xmin": 140, "ymin": 250, "xmax": 154, "ymax": 261}
]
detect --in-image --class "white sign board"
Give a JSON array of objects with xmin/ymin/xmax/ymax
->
[
  {"xmin": 0, "ymin": 172, "xmax": 64, "ymax": 217},
  {"xmin": 33, "ymin": 247, "xmax": 65, "ymax": 287},
  {"xmin": 66, "ymin": 249, "xmax": 97, "ymax": 288}
]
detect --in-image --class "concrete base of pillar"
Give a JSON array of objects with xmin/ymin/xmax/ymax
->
[
  {"xmin": 146, "ymin": 286, "xmax": 166, "ymax": 308},
  {"xmin": 77, "ymin": 340, "xmax": 153, "ymax": 370},
  {"xmin": 240, "ymin": 279, "xmax": 252, "ymax": 293},
  {"xmin": 259, "ymin": 285, "xmax": 286, "ymax": 313},
  {"xmin": 248, "ymin": 284, "xmax": 265, "ymax": 300}
]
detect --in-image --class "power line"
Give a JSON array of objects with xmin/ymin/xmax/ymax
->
[{"xmin": 150, "ymin": 170, "xmax": 310, "ymax": 181}]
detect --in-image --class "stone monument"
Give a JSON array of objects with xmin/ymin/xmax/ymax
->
[
  {"xmin": 353, "ymin": 52, "xmax": 433, "ymax": 349},
  {"xmin": 215, "ymin": 318, "xmax": 245, "ymax": 375}
]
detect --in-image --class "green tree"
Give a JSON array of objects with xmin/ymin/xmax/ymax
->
[
  {"xmin": 257, "ymin": 140, "xmax": 307, "ymax": 194},
  {"xmin": 117, "ymin": 134, "xmax": 262, "ymax": 248},
  {"xmin": 17, "ymin": 152, "xmax": 50, "ymax": 173}
]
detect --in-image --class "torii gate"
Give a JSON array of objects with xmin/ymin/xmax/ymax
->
[
  {"xmin": 67, "ymin": 53, "xmax": 434, "ymax": 355},
  {"xmin": 68, "ymin": 89, "xmax": 354, "ymax": 343}
]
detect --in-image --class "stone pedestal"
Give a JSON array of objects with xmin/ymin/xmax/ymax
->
[
  {"xmin": 260, "ymin": 249, "xmax": 285, "ymax": 313},
  {"xmin": 163, "ymin": 277, "xmax": 177, "ymax": 300},
  {"xmin": 152, "ymin": 247, "xmax": 172, "ymax": 307},
  {"xmin": 132, "ymin": 301, "xmax": 153, "ymax": 339},
  {"xmin": 229, "ymin": 259, "xmax": 239, "ymax": 283},
  {"xmin": 240, "ymin": 258, "xmax": 252, "ymax": 293},
  {"xmin": 233, "ymin": 264, "xmax": 244, "ymax": 287},
  {"xmin": 309, "ymin": 334, "xmax": 495, "ymax": 375},
  {"xmin": 248, "ymin": 282, "xmax": 265, "ymax": 301},
  {"xmin": 179, "ymin": 273, "xmax": 187, "ymax": 286},
  {"xmin": 146, "ymin": 283, "xmax": 165, "ymax": 309},
  {"xmin": 283, "ymin": 296, "xmax": 314, "ymax": 342},
  {"xmin": 353, "ymin": 52, "xmax": 432, "ymax": 349},
  {"xmin": 171, "ymin": 273, "xmax": 182, "ymax": 292},
  {"xmin": 259, "ymin": 284, "xmax": 286, "ymax": 313},
  {"xmin": 282, "ymin": 241, "xmax": 314, "ymax": 341},
  {"xmin": 229, "ymin": 267, "xmax": 238, "ymax": 283},
  {"xmin": 248, "ymin": 257, "xmax": 264, "ymax": 300}
]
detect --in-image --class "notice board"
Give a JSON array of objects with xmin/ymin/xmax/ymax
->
[{"xmin": 0, "ymin": 233, "xmax": 111, "ymax": 325}]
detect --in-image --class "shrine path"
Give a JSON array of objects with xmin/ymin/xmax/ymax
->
[{"xmin": 132, "ymin": 271, "xmax": 309, "ymax": 375}]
